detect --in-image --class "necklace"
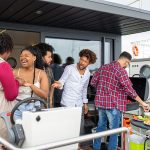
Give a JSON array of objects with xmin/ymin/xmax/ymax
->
[{"xmin": 77, "ymin": 63, "xmax": 85, "ymax": 75}]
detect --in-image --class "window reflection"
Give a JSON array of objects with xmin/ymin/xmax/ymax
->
[{"xmin": 45, "ymin": 38, "xmax": 101, "ymax": 72}]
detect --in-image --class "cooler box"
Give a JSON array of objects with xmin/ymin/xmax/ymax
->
[
  {"xmin": 22, "ymin": 107, "xmax": 82, "ymax": 150},
  {"xmin": 130, "ymin": 134, "xmax": 147, "ymax": 150}
]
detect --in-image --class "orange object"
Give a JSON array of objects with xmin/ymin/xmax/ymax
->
[
  {"xmin": 123, "ymin": 117, "xmax": 133, "ymax": 134},
  {"xmin": 122, "ymin": 117, "xmax": 133, "ymax": 150},
  {"xmin": 132, "ymin": 115, "xmax": 138, "ymax": 120},
  {"xmin": 123, "ymin": 117, "xmax": 130, "ymax": 127},
  {"xmin": 132, "ymin": 45, "xmax": 139, "ymax": 56}
]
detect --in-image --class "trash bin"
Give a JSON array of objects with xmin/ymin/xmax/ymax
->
[{"xmin": 130, "ymin": 134, "xmax": 147, "ymax": 150}]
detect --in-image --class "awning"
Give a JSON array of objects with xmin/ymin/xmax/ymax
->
[{"xmin": 0, "ymin": 0, "xmax": 150, "ymax": 35}]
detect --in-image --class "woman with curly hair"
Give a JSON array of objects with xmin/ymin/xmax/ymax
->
[
  {"xmin": 13, "ymin": 45, "xmax": 49, "ymax": 122},
  {"xmin": 34, "ymin": 43, "xmax": 54, "ymax": 108},
  {"xmin": 52, "ymin": 49, "xmax": 97, "ymax": 149},
  {"xmin": 0, "ymin": 33, "xmax": 20, "ymax": 144}
]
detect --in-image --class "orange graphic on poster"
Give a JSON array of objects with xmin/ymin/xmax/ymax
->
[{"xmin": 132, "ymin": 45, "xmax": 139, "ymax": 56}]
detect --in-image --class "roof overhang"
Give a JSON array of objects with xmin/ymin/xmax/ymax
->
[{"xmin": 0, "ymin": 0, "xmax": 150, "ymax": 35}]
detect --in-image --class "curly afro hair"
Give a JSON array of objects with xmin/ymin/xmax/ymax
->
[
  {"xmin": 0, "ymin": 32, "xmax": 14, "ymax": 54},
  {"xmin": 21, "ymin": 45, "xmax": 44, "ymax": 70},
  {"xmin": 79, "ymin": 49, "xmax": 97, "ymax": 64},
  {"xmin": 35, "ymin": 43, "xmax": 54, "ymax": 57}
]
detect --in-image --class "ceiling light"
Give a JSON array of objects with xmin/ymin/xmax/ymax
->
[{"xmin": 35, "ymin": 10, "xmax": 43, "ymax": 15}]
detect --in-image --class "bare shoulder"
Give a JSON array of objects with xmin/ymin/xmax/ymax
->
[
  {"xmin": 36, "ymin": 68, "xmax": 47, "ymax": 77},
  {"xmin": 13, "ymin": 68, "xmax": 20, "ymax": 76}
]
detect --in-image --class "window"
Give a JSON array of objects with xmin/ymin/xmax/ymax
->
[
  {"xmin": 104, "ymin": 39, "xmax": 114, "ymax": 64},
  {"xmin": 45, "ymin": 38, "xmax": 101, "ymax": 72}
]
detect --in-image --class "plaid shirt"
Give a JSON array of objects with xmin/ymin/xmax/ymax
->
[{"xmin": 90, "ymin": 61, "xmax": 137, "ymax": 112}]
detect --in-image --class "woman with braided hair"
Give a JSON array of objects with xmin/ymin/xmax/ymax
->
[{"xmin": 13, "ymin": 45, "xmax": 49, "ymax": 122}]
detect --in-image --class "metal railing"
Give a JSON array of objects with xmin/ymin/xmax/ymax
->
[{"xmin": 0, "ymin": 127, "xmax": 130, "ymax": 150}]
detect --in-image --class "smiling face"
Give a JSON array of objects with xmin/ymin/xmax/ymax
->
[
  {"xmin": 20, "ymin": 50, "xmax": 36, "ymax": 68},
  {"xmin": 78, "ymin": 56, "xmax": 90, "ymax": 70},
  {"xmin": 43, "ymin": 51, "xmax": 52, "ymax": 65}
]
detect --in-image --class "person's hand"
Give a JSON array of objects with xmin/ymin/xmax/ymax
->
[
  {"xmin": 52, "ymin": 81, "xmax": 61, "ymax": 89},
  {"xmin": 23, "ymin": 82, "xmax": 32, "ymax": 87},
  {"xmin": 15, "ymin": 77, "xmax": 26, "ymax": 86},
  {"xmin": 142, "ymin": 102, "xmax": 150, "ymax": 112},
  {"xmin": 84, "ymin": 103, "xmax": 88, "ymax": 114},
  {"xmin": 17, "ymin": 78, "xmax": 33, "ymax": 87}
]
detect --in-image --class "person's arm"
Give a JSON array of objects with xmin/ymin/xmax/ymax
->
[
  {"xmin": 134, "ymin": 95, "xmax": 148, "ymax": 108},
  {"xmin": 82, "ymin": 77, "xmax": 90, "ymax": 114},
  {"xmin": 50, "ymin": 86, "xmax": 54, "ymax": 108},
  {"xmin": 90, "ymin": 69, "xmax": 100, "ymax": 88},
  {"xmin": 82, "ymin": 78, "xmax": 90, "ymax": 103},
  {"xmin": 24, "ymin": 70, "xmax": 49, "ymax": 100},
  {"xmin": 117, "ymin": 69, "xmax": 137, "ymax": 98},
  {"xmin": 117, "ymin": 69, "xmax": 149, "ymax": 111},
  {"xmin": 52, "ymin": 66, "xmax": 70, "ymax": 89},
  {"xmin": 0, "ymin": 62, "xmax": 19, "ymax": 101}
]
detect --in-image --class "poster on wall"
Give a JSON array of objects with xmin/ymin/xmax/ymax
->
[
  {"xmin": 122, "ymin": 31, "xmax": 150, "ymax": 60},
  {"xmin": 131, "ymin": 39, "xmax": 150, "ymax": 59}
]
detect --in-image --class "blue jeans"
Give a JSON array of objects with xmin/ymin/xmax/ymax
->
[
  {"xmin": 93, "ymin": 108, "xmax": 122, "ymax": 150},
  {"xmin": 14, "ymin": 101, "xmax": 41, "ymax": 122}
]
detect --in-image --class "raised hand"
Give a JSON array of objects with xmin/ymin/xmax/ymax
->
[
  {"xmin": 142, "ymin": 102, "xmax": 150, "ymax": 112},
  {"xmin": 52, "ymin": 81, "xmax": 61, "ymax": 89}
]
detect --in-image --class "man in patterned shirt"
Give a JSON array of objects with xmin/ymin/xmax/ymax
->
[{"xmin": 91, "ymin": 51, "xmax": 150, "ymax": 150}]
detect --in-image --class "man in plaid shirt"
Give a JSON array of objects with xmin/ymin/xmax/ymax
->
[{"xmin": 91, "ymin": 51, "xmax": 149, "ymax": 150}]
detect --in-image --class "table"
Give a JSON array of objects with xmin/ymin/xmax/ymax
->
[{"xmin": 131, "ymin": 119, "xmax": 150, "ymax": 130}]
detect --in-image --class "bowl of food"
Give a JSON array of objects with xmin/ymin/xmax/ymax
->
[{"xmin": 144, "ymin": 112, "xmax": 150, "ymax": 117}]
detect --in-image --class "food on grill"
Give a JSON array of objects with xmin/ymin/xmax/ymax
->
[
  {"xmin": 133, "ymin": 115, "xmax": 147, "ymax": 121},
  {"xmin": 144, "ymin": 118, "xmax": 150, "ymax": 125}
]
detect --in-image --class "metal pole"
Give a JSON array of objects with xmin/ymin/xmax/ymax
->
[
  {"xmin": 0, "ymin": 127, "xmax": 130, "ymax": 150},
  {"xmin": 125, "ymin": 127, "xmax": 130, "ymax": 150}
]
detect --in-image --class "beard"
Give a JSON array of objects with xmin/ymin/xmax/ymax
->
[
  {"xmin": 78, "ymin": 63, "xmax": 87, "ymax": 70},
  {"xmin": 79, "ymin": 66, "xmax": 86, "ymax": 70},
  {"xmin": 123, "ymin": 66, "xmax": 127, "ymax": 69},
  {"xmin": 44, "ymin": 63, "xmax": 50, "ymax": 68}
]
